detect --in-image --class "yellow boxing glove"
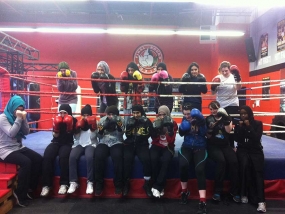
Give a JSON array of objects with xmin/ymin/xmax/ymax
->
[
  {"xmin": 133, "ymin": 70, "xmax": 143, "ymax": 81},
  {"xmin": 57, "ymin": 71, "xmax": 63, "ymax": 78},
  {"xmin": 65, "ymin": 69, "xmax": 71, "ymax": 77}
]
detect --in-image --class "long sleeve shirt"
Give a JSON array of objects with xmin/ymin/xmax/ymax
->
[{"xmin": 56, "ymin": 70, "xmax": 78, "ymax": 104}]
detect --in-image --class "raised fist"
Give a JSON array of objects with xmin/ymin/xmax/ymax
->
[
  {"xmin": 153, "ymin": 118, "xmax": 162, "ymax": 130},
  {"xmin": 133, "ymin": 70, "xmax": 143, "ymax": 81},
  {"xmin": 158, "ymin": 70, "xmax": 168, "ymax": 79},
  {"xmin": 180, "ymin": 120, "xmax": 191, "ymax": 132},
  {"xmin": 230, "ymin": 65, "xmax": 241, "ymax": 82},
  {"xmin": 91, "ymin": 72, "xmax": 100, "ymax": 79},
  {"xmin": 65, "ymin": 69, "xmax": 71, "ymax": 77},
  {"xmin": 63, "ymin": 115, "xmax": 74, "ymax": 133},
  {"xmin": 217, "ymin": 108, "xmax": 231, "ymax": 126},
  {"xmin": 99, "ymin": 73, "xmax": 108, "ymax": 79},
  {"xmin": 57, "ymin": 71, "xmax": 63, "ymax": 78},
  {"xmin": 126, "ymin": 117, "xmax": 136, "ymax": 130},
  {"xmin": 181, "ymin": 73, "xmax": 191, "ymax": 82},
  {"xmin": 211, "ymin": 77, "xmax": 221, "ymax": 91},
  {"xmin": 151, "ymin": 73, "xmax": 159, "ymax": 82},
  {"xmin": 120, "ymin": 71, "xmax": 129, "ymax": 80},
  {"xmin": 53, "ymin": 115, "xmax": 63, "ymax": 133},
  {"xmin": 22, "ymin": 111, "xmax": 27, "ymax": 120},
  {"xmin": 16, "ymin": 110, "xmax": 23, "ymax": 119},
  {"xmin": 86, "ymin": 116, "xmax": 97, "ymax": 131}
]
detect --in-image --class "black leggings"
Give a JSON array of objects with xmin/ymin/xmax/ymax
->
[
  {"xmin": 225, "ymin": 106, "xmax": 240, "ymax": 148},
  {"xmin": 179, "ymin": 147, "xmax": 207, "ymax": 190}
]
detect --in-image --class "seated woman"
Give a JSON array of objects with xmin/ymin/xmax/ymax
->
[
  {"xmin": 67, "ymin": 104, "xmax": 98, "ymax": 195},
  {"xmin": 150, "ymin": 105, "xmax": 178, "ymax": 198},
  {"xmin": 205, "ymin": 101, "xmax": 239, "ymax": 202},
  {"xmin": 178, "ymin": 106, "xmax": 207, "ymax": 214},
  {"xmin": 94, "ymin": 105, "xmax": 124, "ymax": 196},
  {"xmin": 234, "ymin": 106, "xmax": 266, "ymax": 213},
  {"xmin": 40, "ymin": 104, "xmax": 77, "ymax": 196},
  {"xmin": 0, "ymin": 95, "xmax": 42, "ymax": 207},
  {"xmin": 123, "ymin": 104, "xmax": 155, "ymax": 197}
]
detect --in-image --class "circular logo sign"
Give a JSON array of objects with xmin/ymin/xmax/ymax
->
[{"xmin": 133, "ymin": 43, "xmax": 164, "ymax": 75}]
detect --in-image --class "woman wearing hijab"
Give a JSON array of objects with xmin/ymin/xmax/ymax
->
[
  {"xmin": 0, "ymin": 96, "xmax": 42, "ymax": 207},
  {"xmin": 40, "ymin": 104, "xmax": 77, "ymax": 197},
  {"xmin": 234, "ymin": 106, "xmax": 266, "ymax": 213},
  {"xmin": 91, "ymin": 61, "xmax": 118, "ymax": 117}
]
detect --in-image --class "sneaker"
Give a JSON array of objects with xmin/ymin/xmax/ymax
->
[
  {"xmin": 197, "ymin": 201, "xmax": 207, "ymax": 214},
  {"xmin": 160, "ymin": 189, "xmax": 164, "ymax": 197},
  {"xmin": 58, "ymin": 185, "xmax": 68, "ymax": 195},
  {"xmin": 151, "ymin": 188, "xmax": 161, "ymax": 198},
  {"xmin": 241, "ymin": 196, "xmax": 248, "ymax": 204},
  {"xmin": 212, "ymin": 193, "xmax": 221, "ymax": 202},
  {"xmin": 179, "ymin": 191, "xmax": 190, "ymax": 205},
  {"xmin": 95, "ymin": 183, "xmax": 103, "ymax": 196},
  {"xmin": 231, "ymin": 193, "xmax": 241, "ymax": 203},
  {"xmin": 143, "ymin": 180, "xmax": 153, "ymax": 197},
  {"xmin": 86, "ymin": 181, "xmax": 93, "ymax": 194},
  {"xmin": 115, "ymin": 186, "xmax": 123, "ymax": 195},
  {"xmin": 13, "ymin": 190, "xmax": 28, "ymax": 207},
  {"xmin": 123, "ymin": 180, "xmax": 130, "ymax": 196},
  {"xmin": 257, "ymin": 202, "xmax": 266, "ymax": 213},
  {"xmin": 67, "ymin": 182, "xmax": 78, "ymax": 194},
  {"xmin": 40, "ymin": 186, "xmax": 50, "ymax": 197}
]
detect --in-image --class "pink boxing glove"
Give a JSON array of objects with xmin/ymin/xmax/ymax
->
[
  {"xmin": 151, "ymin": 73, "xmax": 159, "ymax": 82},
  {"xmin": 158, "ymin": 70, "xmax": 168, "ymax": 79}
]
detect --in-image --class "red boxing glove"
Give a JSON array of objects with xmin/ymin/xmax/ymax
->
[
  {"xmin": 87, "ymin": 116, "xmax": 97, "ymax": 131},
  {"xmin": 63, "ymin": 115, "xmax": 74, "ymax": 133},
  {"xmin": 211, "ymin": 77, "xmax": 221, "ymax": 91},
  {"xmin": 120, "ymin": 71, "xmax": 129, "ymax": 80},
  {"xmin": 230, "ymin": 65, "xmax": 241, "ymax": 82},
  {"xmin": 151, "ymin": 73, "xmax": 159, "ymax": 82},
  {"xmin": 53, "ymin": 116, "xmax": 63, "ymax": 133},
  {"xmin": 76, "ymin": 118, "xmax": 87, "ymax": 130},
  {"xmin": 158, "ymin": 70, "xmax": 168, "ymax": 79}
]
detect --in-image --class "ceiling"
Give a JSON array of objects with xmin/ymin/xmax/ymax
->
[{"xmin": 0, "ymin": 0, "xmax": 256, "ymax": 28}]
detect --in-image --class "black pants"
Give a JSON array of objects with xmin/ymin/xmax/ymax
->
[
  {"xmin": 179, "ymin": 147, "xmax": 207, "ymax": 190},
  {"xmin": 123, "ymin": 143, "xmax": 151, "ymax": 181},
  {"xmin": 42, "ymin": 143, "xmax": 72, "ymax": 187},
  {"xmin": 3, "ymin": 147, "xmax": 42, "ymax": 200},
  {"xmin": 225, "ymin": 106, "xmax": 240, "ymax": 148},
  {"xmin": 150, "ymin": 144, "xmax": 174, "ymax": 192},
  {"xmin": 237, "ymin": 148, "xmax": 265, "ymax": 203},
  {"xmin": 207, "ymin": 145, "xmax": 239, "ymax": 195},
  {"xmin": 94, "ymin": 143, "xmax": 123, "ymax": 188}
]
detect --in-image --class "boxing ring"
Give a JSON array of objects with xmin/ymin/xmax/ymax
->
[{"xmin": 1, "ymin": 67, "xmax": 285, "ymax": 199}]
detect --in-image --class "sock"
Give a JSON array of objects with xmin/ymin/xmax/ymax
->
[
  {"xmin": 200, "ymin": 197, "xmax": 206, "ymax": 203},
  {"xmin": 182, "ymin": 188, "xmax": 188, "ymax": 193}
]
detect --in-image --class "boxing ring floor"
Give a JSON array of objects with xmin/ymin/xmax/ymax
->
[{"xmin": 23, "ymin": 131, "xmax": 285, "ymax": 199}]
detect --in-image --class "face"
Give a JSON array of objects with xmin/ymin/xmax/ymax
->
[
  {"xmin": 209, "ymin": 106, "xmax": 218, "ymax": 116},
  {"xmin": 156, "ymin": 66, "xmax": 164, "ymax": 72},
  {"xmin": 107, "ymin": 113, "xmax": 114, "ymax": 119},
  {"xmin": 127, "ymin": 67, "xmax": 135, "ymax": 75},
  {"xmin": 240, "ymin": 109, "xmax": 248, "ymax": 121},
  {"xmin": 132, "ymin": 111, "xmax": 141, "ymax": 119},
  {"xmin": 158, "ymin": 112, "xmax": 166, "ymax": 119},
  {"xmin": 190, "ymin": 66, "xmax": 199, "ymax": 77},
  {"xmin": 220, "ymin": 67, "xmax": 231, "ymax": 78},
  {"xmin": 97, "ymin": 66, "xmax": 105, "ymax": 74},
  {"xmin": 60, "ymin": 68, "xmax": 67, "ymax": 76},
  {"xmin": 183, "ymin": 110, "xmax": 191, "ymax": 121},
  {"xmin": 14, "ymin": 106, "xmax": 24, "ymax": 116},
  {"xmin": 59, "ymin": 111, "xmax": 68, "ymax": 117},
  {"xmin": 82, "ymin": 114, "xmax": 89, "ymax": 119}
]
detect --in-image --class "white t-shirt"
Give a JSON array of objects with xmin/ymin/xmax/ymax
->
[{"xmin": 215, "ymin": 74, "xmax": 239, "ymax": 108}]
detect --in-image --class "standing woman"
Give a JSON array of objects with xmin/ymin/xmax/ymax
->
[
  {"xmin": 211, "ymin": 61, "xmax": 242, "ymax": 147},
  {"xmin": 40, "ymin": 104, "xmax": 77, "ymax": 196},
  {"xmin": 56, "ymin": 61, "xmax": 78, "ymax": 113},
  {"xmin": 0, "ymin": 96, "xmax": 42, "ymax": 207},
  {"xmin": 149, "ymin": 62, "xmax": 174, "ymax": 113},
  {"xmin": 120, "ymin": 62, "xmax": 144, "ymax": 125},
  {"xmin": 206, "ymin": 101, "xmax": 240, "ymax": 202},
  {"xmin": 91, "ymin": 61, "xmax": 118, "ymax": 117},
  {"xmin": 234, "ymin": 106, "xmax": 266, "ymax": 213},
  {"xmin": 179, "ymin": 62, "xmax": 208, "ymax": 112}
]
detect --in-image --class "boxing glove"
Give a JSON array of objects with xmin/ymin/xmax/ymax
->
[
  {"xmin": 230, "ymin": 65, "xmax": 241, "ymax": 82},
  {"xmin": 86, "ymin": 116, "xmax": 97, "ymax": 131},
  {"xmin": 181, "ymin": 73, "xmax": 191, "ymax": 82},
  {"xmin": 190, "ymin": 108, "xmax": 205, "ymax": 126},
  {"xmin": 91, "ymin": 72, "xmax": 100, "ymax": 79},
  {"xmin": 137, "ymin": 116, "xmax": 148, "ymax": 124},
  {"xmin": 76, "ymin": 118, "xmax": 88, "ymax": 131},
  {"xmin": 53, "ymin": 115, "xmax": 63, "ymax": 133},
  {"xmin": 206, "ymin": 116, "xmax": 216, "ymax": 135},
  {"xmin": 120, "ymin": 71, "xmax": 129, "ymax": 80},
  {"xmin": 57, "ymin": 71, "xmax": 63, "ymax": 78},
  {"xmin": 162, "ymin": 116, "xmax": 174, "ymax": 136},
  {"xmin": 99, "ymin": 73, "xmax": 108, "ymax": 79},
  {"xmin": 217, "ymin": 108, "xmax": 232, "ymax": 126},
  {"xmin": 211, "ymin": 77, "xmax": 221, "ymax": 91},
  {"xmin": 133, "ymin": 70, "xmax": 143, "ymax": 81},
  {"xmin": 112, "ymin": 115, "xmax": 124, "ymax": 132},
  {"xmin": 65, "ymin": 69, "xmax": 71, "ymax": 77},
  {"xmin": 151, "ymin": 73, "xmax": 159, "ymax": 82},
  {"xmin": 126, "ymin": 117, "xmax": 136, "ymax": 131},
  {"xmin": 153, "ymin": 118, "xmax": 163, "ymax": 130},
  {"xmin": 158, "ymin": 70, "xmax": 168, "ymax": 79},
  {"xmin": 180, "ymin": 119, "xmax": 191, "ymax": 132},
  {"xmin": 63, "ymin": 115, "xmax": 74, "ymax": 133}
]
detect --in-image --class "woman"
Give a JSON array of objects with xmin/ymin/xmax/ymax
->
[
  {"xmin": 67, "ymin": 104, "xmax": 98, "ymax": 195},
  {"xmin": 178, "ymin": 106, "xmax": 207, "ymax": 214},
  {"xmin": 123, "ymin": 104, "xmax": 154, "ymax": 197},
  {"xmin": 91, "ymin": 61, "xmax": 118, "ymax": 117},
  {"xmin": 94, "ymin": 105, "xmax": 124, "ymax": 196},
  {"xmin": 234, "ymin": 106, "xmax": 266, "ymax": 213},
  {"xmin": 150, "ymin": 105, "xmax": 178, "ymax": 198},
  {"xmin": 179, "ymin": 62, "xmax": 208, "ymax": 112},
  {"xmin": 206, "ymin": 101, "xmax": 240, "ymax": 203},
  {"xmin": 40, "ymin": 104, "xmax": 77, "ymax": 197},
  {"xmin": 56, "ymin": 61, "xmax": 78, "ymax": 113},
  {"xmin": 120, "ymin": 62, "xmax": 144, "ymax": 125},
  {"xmin": 211, "ymin": 61, "xmax": 242, "ymax": 148},
  {"xmin": 0, "ymin": 96, "xmax": 42, "ymax": 207},
  {"xmin": 149, "ymin": 62, "xmax": 174, "ymax": 113}
]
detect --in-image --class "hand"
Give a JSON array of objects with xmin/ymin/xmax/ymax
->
[
  {"xmin": 16, "ymin": 110, "xmax": 23, "ymax": 119},
  {"xmin": 244, "ymin": 120, "xmax": 250, "ymax": 126},
  {"xmin": 239, "ymin": 120, "xmax": 243, "ymax": 126},
  {"xmin": 120, "ymin": 71, "xmax": 129, "ymax": 80},
  {"xmin": 217, "ymin": 108, "xmax": 231, "ymax": 126},
  {"xmin": 22, "ymin": 111, "xmax": 27, "ymax": 120},
  {"xmin": 91, "ymin": 72, "xmax": 100, "ymax": 79},
  {"xmin": 211, "ymin": 77, "xmax": 221, "ymax": 91},
  {"xmin": 230, "ymin": 65, "xmax": 241, "ymax": 82},
  {"xmin": 181, "ymin": 73, "xmax": 191, "ymax": 82},
  {"xmin": 133, "ymin": 70, "xmax": 143, "ymax": 81},
  {"xmin": 57, "ymin": 71, "xmax": 63, "ymax": 78}
]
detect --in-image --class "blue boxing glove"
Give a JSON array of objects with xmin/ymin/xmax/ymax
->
[
  {"xmin": 190, "ymin": 108, "xmax": 205, "ymax": 126},
  {"xmin": 180, "ymin": 119, "xmax": 191, "ymax": 132}
]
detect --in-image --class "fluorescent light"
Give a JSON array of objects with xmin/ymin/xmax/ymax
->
[{"xmin": 0, "ymin": 27, "xmax": 244, "ymax": 37}]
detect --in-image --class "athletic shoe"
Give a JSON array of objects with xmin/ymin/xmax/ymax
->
[
  {"xmin": 123, "ymin": 180, "xmax": 130, "ymax": 196},
  {"xmin": 58, "ymin": 185, "xmax": 68, "ymax": 195},
  {"xmin": 40, "ymin": 186, "xmax": 50, "ymax": 197},
  {"xmin": 115, "ymin": 186, "xmax": 123, "ymax": 195},
  {"xmin": 86, "ymin": 181, "xmax": 94, "ymax": 194},
  {"xmin": 151, "ymin": 188, "xmax": 161, "ymax": 198},
  {"xmin": 231, "ymin": 193, "xmax": 241, "ymax": 203},
  {"xmin": 160, "ymin": 189, "xmax": 165, "ymax": 197},
  {"xmin": 13, "ymin": 190, "xmax": 28, "ymax": 207},
  {"xmin": 95, "ymin": 183, "xmax": 103, "ymax": 196},
  {"xmin": 179, "ymin": 191, "xmax": 190, "ymax": 205},
  {"xmin": 241, "ymin": 196, "xmax": 248, "ymax": 204},
  {"xmin": 67, "ymin": 182, "xmax": 78, "ymax": 194},
  {"xmin": 197, "ymin": 201, "xmax": 207, "ymax": 214},
  {"xmin": 143, "ymin": 180, "xmax": 153, "ymax": 197},
  {"xmin": 257, "ymin": 202, "xmax": 266, "ymax": 213},
  {"xmin": 212, "ymin": 193, "xmax": 221, "ymax": 202}
]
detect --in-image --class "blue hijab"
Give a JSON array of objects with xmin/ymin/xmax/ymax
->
[{"xmin": 4, "ymin": 95, "xmax": 26, "ymax": 139}]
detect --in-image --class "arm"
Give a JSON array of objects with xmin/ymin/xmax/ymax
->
[
  {"xmin": 0, "ymin": 116, "xmax": 23, "ymax": 138},
  {"xmin": 198, "ymin": 76, "xmax": 208, "ymax": 94},
  {"xmin": 21, "ymin": 118, "xmax": 30, "ymax": 135},
  {"xmin": 245, "ymin": 120, "xmax": 263, "ymax": 143},
  {"xmin": 166, "ymin": 121, "xmax": 178, "ymax": 144},
  {"xmin": 91, "ymin": 72, "xmax": 100, "ymax": 93}
]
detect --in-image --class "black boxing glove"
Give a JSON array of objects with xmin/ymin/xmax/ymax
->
[
  {"xmin": 99, "ymin": 73, "xmax": 109, "ymax": 79},
  {"xmin": 113, "ymin": 115, "xmax": 124, "ymax": 132},
  {"xmin": 162, "ymin": 116, "xmax": 174, "ymax": 136},
  {"xmin": 206, "ymin": 116, "xmax": 216, "ymax": 135},
  {"xmin": 153, "ymin": 118, "xmax": 163, "ymax": 130},
  {"xmin": 91, "ymin": 72, "xmax": 100, "ymax": 79},
  {"xmin": 137, "ymin": 116, "xmax": 148, "ymax": 124},
  {"xmin": 126, "ymin": 117, "xmax": 136, "ymax": 131},
  {"xmin": 217, "ymin": 108, "xmax": 232, "ymax": 126},
  {"xmin": 181, "ymin": 73, "xmax": 191, "ymax": 82}
]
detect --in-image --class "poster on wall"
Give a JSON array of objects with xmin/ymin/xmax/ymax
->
[
  {"xmin": 277, "ymin": 18, "xmax": 285, "ymax": 52},
  {"xmin": 260, "ymin": 33, "xmax": 268, "ymax": 58},
  {"xmin": 262, "ymin": 77, "xmax": 270, "ymax": 100}
]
